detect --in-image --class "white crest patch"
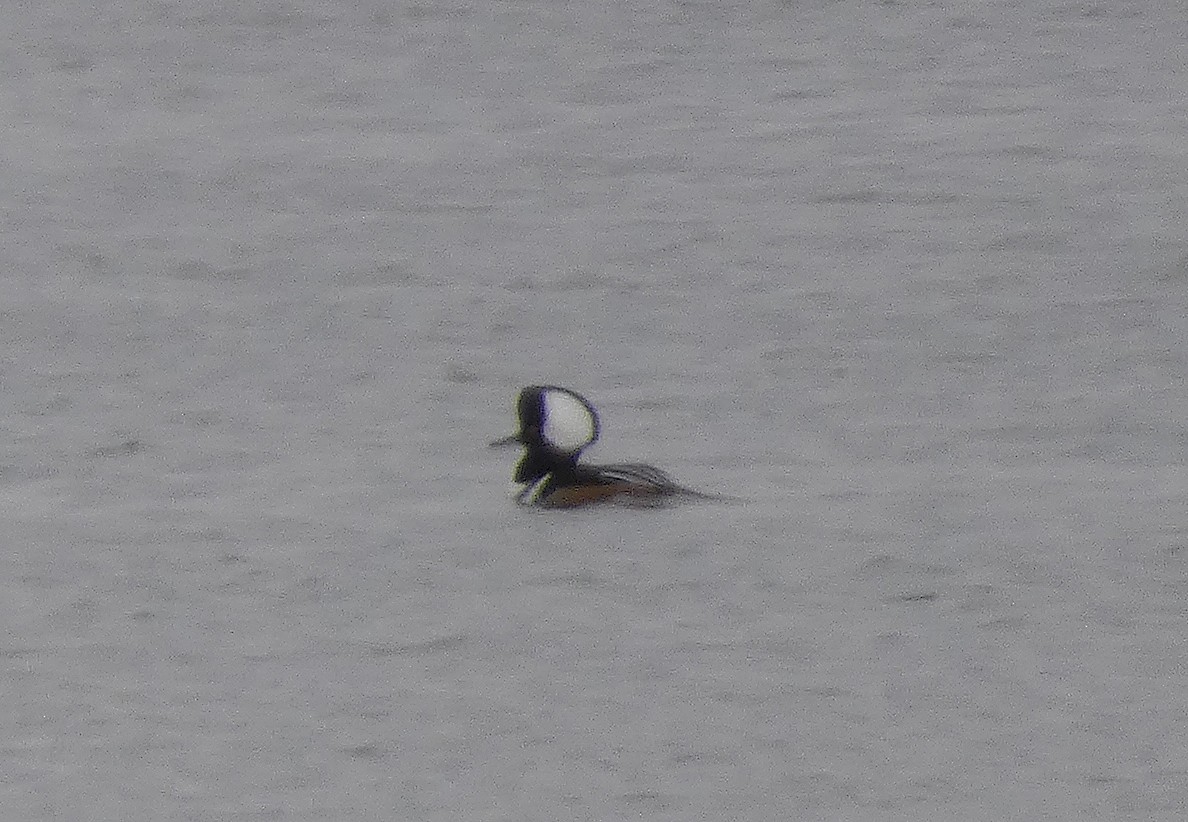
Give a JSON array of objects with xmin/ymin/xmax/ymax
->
[{"xmin": 541, "ymin": 388, "xmax": 597, "ymax": 453}]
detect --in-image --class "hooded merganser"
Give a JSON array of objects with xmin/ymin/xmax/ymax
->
[{"xmin": 490, "ymin": 385, "xmax": 710, "ymax": 507}]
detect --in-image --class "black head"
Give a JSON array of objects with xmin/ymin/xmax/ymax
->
[{"xmin": 492, "ymin": 386, "xmax": 601, "ymax": 486}]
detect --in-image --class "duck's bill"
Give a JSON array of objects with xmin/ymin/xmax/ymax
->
[{"xmin": 488, "ymin": 434, "xmax": 521, "ymax": 448}]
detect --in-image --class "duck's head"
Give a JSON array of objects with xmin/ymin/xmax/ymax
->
[{"xmin": 490, "ymin": 385, "xmax": 600, "ymax": 485}]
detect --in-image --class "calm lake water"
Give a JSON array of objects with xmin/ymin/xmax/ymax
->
[{"xmin": 4, "ymin": 1, "xmax": 1188, "ymax": 820}]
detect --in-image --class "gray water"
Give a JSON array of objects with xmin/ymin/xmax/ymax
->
[{"xmin": 4, "ymin": 2, "xmax": 1188, "ymax": 820}]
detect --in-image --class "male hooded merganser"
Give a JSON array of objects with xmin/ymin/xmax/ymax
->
[{"xmin": 490, "ymin": 385, "xmax": 710, "ymax": 507}]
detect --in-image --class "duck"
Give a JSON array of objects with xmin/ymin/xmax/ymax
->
[{"xmin": 490, "ymin": 385, "xmax": 711, "ymax": 507}]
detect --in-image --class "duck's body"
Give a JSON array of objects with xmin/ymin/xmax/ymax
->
[
  {"xmin": 523, "ymin": 460, "xmax": 692, "ymax": 508},
  {"xmin": 492, "ymin": 385, "xmax": 708, "ymax": 508}
]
